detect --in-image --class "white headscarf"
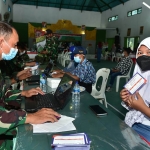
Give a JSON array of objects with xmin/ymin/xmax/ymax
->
[
  {"xmin": 125, "ymin": 37, "xmax": 150, "ymax": 127},
  {"xmin": 133, "ymin": 37, "xmax": 150, "ymax": 98}
]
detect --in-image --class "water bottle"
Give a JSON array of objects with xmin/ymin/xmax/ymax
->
[
  {"xmin": 36, "ymin": 65, "xmax": 39, "ymax": 75},
  {"xmin": 72, "ymin": 81, "xmax": 80, "ymax": 105},
  {"xmin": 40, "ymin": 75, "xmax": 43, "ymax": 89},
  {"xmin": 40, "ymin": 74, "xmax": 47, "ymax": 92},
  {"xmin": 42, "ymin": 78, "xmax": 46, "ymax": 93}
]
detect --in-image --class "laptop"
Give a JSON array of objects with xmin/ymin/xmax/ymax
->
[
  {"xmin": 26, "ymin": 61, "xmax": 54, "ymax": 83},
  {"xmin": 24, "ymin": 74, "xmax": 76, "ymax": 112}
]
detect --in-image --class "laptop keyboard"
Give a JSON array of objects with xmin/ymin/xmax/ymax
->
[{"xmin": 35, "ymin": 94, "xmax": 59, "ymax": 109}]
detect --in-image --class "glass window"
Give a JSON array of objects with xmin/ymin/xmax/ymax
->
[
  {"xmin": 127, "ymin": 8, "xmax": 142, "ymax": 17},
  {"xmin": 127, "ymin": 12, "xmax": 132, "ymax": 17},
  {"xmin": 127, "ymin": 38, "xmax": 135, "ymax": 50},
  {"xmin": 137, "ymin": 8, "xmax": 142, "ymax": 14},
  {"xmin": 108, "ymin": 15, "xmax": 118, "ymax": 22},
  {"xmin": 132, "ymin": 10, "xmax": 137, "ymax": 16},
  {"xmin": 108, "ymin": 18, "xmax": 111, "ymax": 22},
  {"xmin": 8, "ymin": 6, "xmax": 11, "ymax": 12}
]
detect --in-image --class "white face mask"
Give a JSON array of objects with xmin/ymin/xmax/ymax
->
[
  {"xmin": 1, "ymin": 40, "xmax": 18, "ymax": 60},
  {"xmin": 122, "ymin": 53, "xmax": 124, "ymax": 57}
]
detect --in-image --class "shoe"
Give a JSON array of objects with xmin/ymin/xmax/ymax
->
[{"xmin": 106, "ymin": 86, "xmax": 111, "ymax": 92}]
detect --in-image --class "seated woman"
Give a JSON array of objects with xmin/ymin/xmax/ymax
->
[{"xmin": 120, "ymin": 37, "xmax": 150, "ymax": 143}]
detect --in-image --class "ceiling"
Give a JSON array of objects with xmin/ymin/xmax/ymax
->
[{"xmin": 12, "ymin": 0, "xmax": 129, "ymax": 13}]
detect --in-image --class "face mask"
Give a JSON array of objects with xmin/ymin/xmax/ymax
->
[
  {"xmin": 122, "ymin": 53, "xmax": 124, "ymax": 56},
  {"xmin": 1, "ymin": 40, "xmax": 18, "ymax": 60},
  {"xmin": 136, "ymin": 55, "xmax": 150, "ymax": 71},
  {"xmin": 74, "ymin": 56, "xmax": 81, "ymax": 63}
]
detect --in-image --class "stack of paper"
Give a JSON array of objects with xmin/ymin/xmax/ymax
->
[
  {"xmin": 51, "ymin": 133, "xmax": 91, "ymax": 150},
  {"xmin": 32, "ymin": 115, "xmax": 76, "ymax": 133}
]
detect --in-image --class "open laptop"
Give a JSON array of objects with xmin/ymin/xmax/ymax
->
[
  {"xmin": 26, "ymin": 61, "xmax": 54, "ymax": 83},
  {"xmin": 24, "ymin": 74, "xmax": 76, "ymax": 112}
]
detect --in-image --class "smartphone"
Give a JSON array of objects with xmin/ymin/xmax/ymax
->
[{"xmin": 89, "ymin": 105, "xmax": 107, "ymax": 116}]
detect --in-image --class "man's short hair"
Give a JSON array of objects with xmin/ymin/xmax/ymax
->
[
  {"xmin": 123, "ymin": 47, "xmax": 131, "ymax": 55},
  {"xmin": 0, "ymin": 21, "xmax": 13, "ymax": 39}
]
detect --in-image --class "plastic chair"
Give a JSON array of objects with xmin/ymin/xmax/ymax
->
[
  {"xmin": 116, "ymin": 61, "xmax": 133, "ymax": 92},
  {"xmin": 60, "ymin": 51, "xmax": 68, "ymax": 64},
  {"xmin": 57, "ymin": 51, "xmax": 65, "ymax": 64},
  {"xmin": 111, "ymin": 52, "xmax": 116, "ymax": 62},
  {"xmin": 62, "ymin": 53, "xmax": 71, "ymax": 67},
  {"xmin": 116, "ymin": 53, "xmax": 122, "ymax": 62},
  {"xmin": 91, "ymin": 68, "xmax": 110, "ymax": 108}
]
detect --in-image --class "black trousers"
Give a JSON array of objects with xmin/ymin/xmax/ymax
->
[{"xmin": 78, "ymin": 81, "xmax": 92, "ymax": 94}]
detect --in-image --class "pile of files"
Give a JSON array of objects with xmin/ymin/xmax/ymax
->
[{"xmin": 51, "ymin": 133, "xmax": 91, "ymax": 150}]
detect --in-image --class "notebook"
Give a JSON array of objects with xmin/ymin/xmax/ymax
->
[
  {"xmin": 23, "ymin": 74, "xmax": 76, "ymax": 112},
  {"xmin": 26, "ymin": 61, "xmax": 54, "ymax": 83}
]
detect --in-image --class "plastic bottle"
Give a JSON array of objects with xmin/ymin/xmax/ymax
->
[
  {"xmin": 40, "ymin": 75, "xmax": 43, "ymax": 90},
  {"xmin": 42, "ymin": 79, "xmax": 46, "ymax": 93},
  {"xmin": 40, "ymin": 74, "xmax": 47, "ymax": 92},
  {"xmin": 36, "ymin": 65, "xmax": 39, "ymax": 75},
  {"xmin": 72, "ymin": 81, "xmax": 80, "ymax": 105}
]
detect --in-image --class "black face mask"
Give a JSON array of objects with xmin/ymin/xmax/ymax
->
[{"xmin": 136, "ymin": 55, "xmax": 150, "ymax": 71}]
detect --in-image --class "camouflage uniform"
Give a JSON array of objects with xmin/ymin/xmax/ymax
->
[
  {"xmin": 35, "ymin": 36, "xmax": 59, "ymax": 63},
  {"xmin": 0, "ymin": 70, "xmax": 26, "ymax": 149},
  {"xmin": 0, "ymin": 52, "xmax": 29, "ymax": 78}
]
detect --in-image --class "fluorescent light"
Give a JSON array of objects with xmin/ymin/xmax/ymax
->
[{"xmin": 143, "ymin": 2, "xmax": 150, "ymax": 9}]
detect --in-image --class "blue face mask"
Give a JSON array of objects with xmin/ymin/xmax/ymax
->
[
  {"xmin": 74, "ymin": 56, "xmax": 81, "ymax": 63},
  {"xmin": 2, "ymin": 41, "xmax": 18, "ymax": 60}
]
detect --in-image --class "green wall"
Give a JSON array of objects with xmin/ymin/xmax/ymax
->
[
  {"xmin": 12, "ymin": 22, "xmax": 28, "ymax": 44},
  {"xmin": 96, "ymin": 30, "xmax": 106, "ymax": 44}
]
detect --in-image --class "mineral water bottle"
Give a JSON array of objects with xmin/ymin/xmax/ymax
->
[
  {"xmin": 40, "ymin": 75, "xmax": 43, "ymax": 89},
  {"xmin": 36, "ymin": 65, "xmax": 39, "ymax": 75},
  {"xmin": 41, "ymin": 73, "xmax": 47, "ymax": 93},
  {"xmin": 72, "ymin": 81, "xmax": 80, "ymax": 105},
  {"xmin": 42, "ymin": 78, "xmax": 46, "ymax": 93}
]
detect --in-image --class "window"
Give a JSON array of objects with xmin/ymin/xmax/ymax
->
[
  {"xmin": 108, "ymin": 15, "xmax": 118, "ymax": 22},
  {"xmin": 3, "ymin": 0, "xmax": 6, "ymax": 3},
  {"xmin": 127, "ymin": 8, "xmax": 142, "ymax": 17},
  {"xmin": 8, "ymin": 6, "xmax": 11, "ymax": 12}
]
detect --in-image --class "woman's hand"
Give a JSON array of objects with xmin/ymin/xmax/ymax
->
[
  {"xmin": 128, "ymin": 92, "xmax": 146, "ymax": 110},
  {"xmin": 120, "ymin": 88, "xmax": 130, "ymax": 102},
  {"xmin": 21, "ymin": 87, "xmax": 45, "ymax": 97}
]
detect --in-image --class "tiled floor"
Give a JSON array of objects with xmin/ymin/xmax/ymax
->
[{"xmin": 90, "ymin": 59, "xmax": 135, "ymax": 120}]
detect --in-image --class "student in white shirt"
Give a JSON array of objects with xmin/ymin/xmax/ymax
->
[{"xmin": 120, "ymin": 37, "xmax": 150, "ymax": 142}]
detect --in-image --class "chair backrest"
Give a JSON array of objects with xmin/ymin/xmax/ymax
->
[
  {"xmin": 91, "ymin": 68, "xmax": 110, "ymax": 96},
  {"xmin": 126, "ymin": 60, "xmax": 133, "ymax": 77},
  {"xmin": 112, "ymin": 52, "xmax": 116, "ymax": 57}
]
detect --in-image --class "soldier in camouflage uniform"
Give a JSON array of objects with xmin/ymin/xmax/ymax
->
[
  {"xmin": 35, "ymin": 29, "xmax": 59, "ymax": 64},
  {"xmin": 0, "ymin": 22, "xmax": 60, "ymax": 149},
  {"xmin": 0, "ymin": 42, "xmax": 37, "ymax": 78}
]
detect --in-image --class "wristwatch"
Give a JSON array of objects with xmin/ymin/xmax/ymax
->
[{"xmin": 14, "ymin": 75, "xmax": 20, "ymax": 82}]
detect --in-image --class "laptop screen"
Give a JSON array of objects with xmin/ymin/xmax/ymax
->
[
  {"xmin": 54, "ymin": 74, "xmax": 76, "ymax": 106},
  {"xmin": 44, "ymin": 62, "xmax": 54, "ymax": 76}
]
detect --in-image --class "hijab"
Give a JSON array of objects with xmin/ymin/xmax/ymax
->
[
  {"xmin": 133, "ymin": 37, "xmax": 150, "ymax": 98},
  {"xmin": 125, "ymin": 37, "xmax": 150, "ymax": 127}
]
